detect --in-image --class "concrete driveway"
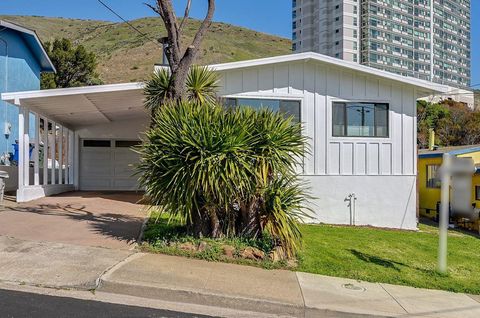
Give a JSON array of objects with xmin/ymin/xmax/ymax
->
[{"xmin": 0, "ymin": 192, "xmax": 147, "ymax": 250}]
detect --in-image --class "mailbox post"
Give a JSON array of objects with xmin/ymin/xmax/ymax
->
[
  {"xmin": 438, "ymin": 154, "xmax": 475, "ymax": 274},
  {"xmin": 438, "ymin": 153, "xmax": 451, "ymax": 274}
]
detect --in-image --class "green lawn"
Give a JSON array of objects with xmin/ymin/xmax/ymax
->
[
  {"xmin": 142, "ymin": 212, "xmax": 480, "ymax": 294},
  {"xmin": 298, "ymin": 222, "xmax": 480, "ymax": 294}
]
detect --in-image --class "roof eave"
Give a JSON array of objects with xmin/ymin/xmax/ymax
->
[
  {"xmin": 210, "ymin": 52, "xmax": 450, "ymax": 95},
  {"xmin": 0, "ymin": 20, "xmax": 56, "ymax": 73}
]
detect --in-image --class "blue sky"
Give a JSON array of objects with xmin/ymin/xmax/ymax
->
[{"xmin": 0, "ymin": 0, "xmax": 478, "ymax": 85}]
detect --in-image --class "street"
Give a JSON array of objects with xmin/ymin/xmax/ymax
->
[{"xmin": 0, "ymin": 288, "xmax": 217, "ymax": 318}]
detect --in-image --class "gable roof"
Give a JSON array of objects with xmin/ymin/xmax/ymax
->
[
  {"xmin": 419, "ymin": 145, "xmax": 480, "ymax": 158},
  {"xmin": 0, "ymin": 20, "xmax": 55, "ymax": 73},
  {"xmin": 209, "ymin": 52, "xmax": 450, "ymax": 95}
]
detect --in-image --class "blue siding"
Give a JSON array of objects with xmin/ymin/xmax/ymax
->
[{"xmin": 0, "ymin": 29, "xmax": 42, "ymax": 163}]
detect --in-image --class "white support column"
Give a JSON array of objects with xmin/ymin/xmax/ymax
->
[
  {"xmin": 68, "ymin": 130, "xmax": 74, "ymax": 185},
  {"xmin": 33, "ymin": 113, "xmax": 40, "ymax": 186},
  {"xmin": 42, "ymin": 118, "xmax": 48, "ymax": 185},
  {"xmin": 17, "ymin": 100, "xmax": 25, "ymax": 190},
  {"xmin": 23, "ymin": 108, "xmax": 30, "ymax": 187},
  {"xmin": 58, "ymin": 126, "xmax": 63, "ymax": 185},
  {"xmin": 50, "ymin": 121, "xmax": 56, "ymax": 185}
]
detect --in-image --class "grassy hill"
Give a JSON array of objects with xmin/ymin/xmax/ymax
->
[{"xmin": 0, "ymin": 15, "xmax": 292, "ymax": 84}]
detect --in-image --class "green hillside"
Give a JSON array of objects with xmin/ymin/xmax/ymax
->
[{"xmin": 0, "ymin": 15, "xmax": 292, "ymax": 84}]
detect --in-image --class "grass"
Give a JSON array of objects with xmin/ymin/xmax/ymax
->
[
  {"xmin": 0, "ymin": 15, "xmax": 292, "ymax": 84},
  {"xmin": 297, "ymin": 222, "xmax": 480, "ymax": 294},
  {"xmin": 141, "ymin": 211, "xmax": 291, "ymax": 270},
  {"xmin": 142, "ymin": 211, "xmax": 480, "ymax": 294}
]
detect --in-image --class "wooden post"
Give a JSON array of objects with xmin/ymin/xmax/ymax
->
[
  {"xmin": 42, "ymin": 118, "xmax": 48, "ymax": 185},
  {"xmin": 68, "ymin": 130, "xmax": 74, "ymax": 185},
  {"xmin": 33, "ymin": 113, "xmax": 40, "ymax": 186},
  {"xmin": 58, "ymin": 126, "xmax": 63, "ymax": 185},
  {"xmin": 50, "ymin": 122, "xmax": 56, "ymax": 185},
  {"xmin": 17, "ymin": 100, "xmax": 24, "ymax": 190}
]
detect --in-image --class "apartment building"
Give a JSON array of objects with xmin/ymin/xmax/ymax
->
[{"xmin": 292, "ymin": 0, "xmax": 471, "ymax": 89}]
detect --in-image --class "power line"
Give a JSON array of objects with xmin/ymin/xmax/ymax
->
[{"xmin": 97, "ymin": 0, "xmax": 163, "ymax": 49}]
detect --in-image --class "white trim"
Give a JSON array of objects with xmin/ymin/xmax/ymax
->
[
  {"xmin": 209, "ymin": 52, "xmax": 450, "ymax": 93},
  {"xmin": 2, "ymin": 53, "xmax": 450, "ymax": 107},
  {"xmin": 16, "ymin": 184, "xmax": 75, "ymax": 203},
  {"xmin": 1, "ymin": 82, "xmax": 145, "ymax": 104},
  {"xmin": 0, "ymin": 20, "xmax": 56, "ymax": 72}
]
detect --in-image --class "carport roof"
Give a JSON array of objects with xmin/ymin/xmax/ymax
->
[{"xmin": 1, "ymin": 82, "xmax": 147, "ymax": 128}]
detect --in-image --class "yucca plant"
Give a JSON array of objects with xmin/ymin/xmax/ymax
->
[
  {"xmin": 137, "ymin": 100, "xmax": 311, "ymax": 257},
  {"xmin": 144, "ymin": 65, "xmax": 219, "ymax": 116}
]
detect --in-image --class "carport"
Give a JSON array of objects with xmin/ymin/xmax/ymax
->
[{"xmin": 1, "ymin": 82, "xmax": 148, "ymax": 202}]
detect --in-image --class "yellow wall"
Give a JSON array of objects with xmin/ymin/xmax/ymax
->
[
  {"xmin": 418, "ymin": 157, "xmax": 443, "ymax": 219},
  {"xmin": 458, "ymin": 151, "xmax": 480, "ymax": 164},
  {"xmin": 419, "ymin": 150, "xmax": 480, "ymax": 221}
]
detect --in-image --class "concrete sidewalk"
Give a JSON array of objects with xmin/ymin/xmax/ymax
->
[
  {"xmin": 98, "ymin": 253, "xmax": 480, "ymax": 318},
  {"xmin": 1, "ymin": 236, "xmax": 479, "ymax": 317}
]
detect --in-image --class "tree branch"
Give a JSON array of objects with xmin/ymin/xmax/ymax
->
[{"xmin": 178, "ymin": 0, "xmax": 192, "ymax": 33}]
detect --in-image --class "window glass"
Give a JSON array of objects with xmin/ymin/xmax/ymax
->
[
  {"xmin": 332, "ymin": 103, "xmax": 346, "ymax": 136},
  {"xmin": 476, "ymin": 186, "xmax": 480, "ymax": 201},
  {"xmin": 426, "ymin": 165, "xmax": 441, "ymax": 188},
  {"xmin": 115, "ymin": 140, "xmax": 141, "ymax": 148},
  {"xmin": 83, "ymin": 140, "xmax": 111, "ymax": 147},
  {"xmin": 225, "ymin": 98, "xmax": 301, "ymax": 123},
  {"xmin": 332, "ymin": 102, "xmax": 389, "ymax": 137}
]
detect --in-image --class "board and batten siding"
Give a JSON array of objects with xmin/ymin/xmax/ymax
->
[
  {"xmin": 218, "ymin": 60, "xmax": 418, "ymax": 229},
  {"xmin": 217, "ymin": 61, "xmax": 417, "ymax": 178}
]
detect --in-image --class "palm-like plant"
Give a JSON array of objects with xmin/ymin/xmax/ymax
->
[
  {"xmin": 144, "ymin": 65, "xmax": 219, "ymax": 115},
  {"xmin": 137, "ymin": 101, "xmax": 311, "ymax": 257}
]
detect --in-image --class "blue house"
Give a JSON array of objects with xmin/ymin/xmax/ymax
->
[{"xmin": 0, "ymin": 20, "xmax": 55, "ymax": 164}]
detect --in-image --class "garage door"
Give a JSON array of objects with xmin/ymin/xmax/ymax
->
[{"xmin": 80, "ymin": 139, "xmax": 141, "ymax": 191}]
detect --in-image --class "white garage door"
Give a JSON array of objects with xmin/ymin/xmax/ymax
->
[{"xmin": 80, "ymin": 139, "xmax": 141, "ymax": 191}]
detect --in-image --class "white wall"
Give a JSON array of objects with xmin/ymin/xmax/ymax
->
[
  {"xmin": 218, "ymin": 60, "xmax": 419, "ymax": 229},
  {"xmin": 75, "ymin": 117, "xmax": 149, "ymax": 139}
]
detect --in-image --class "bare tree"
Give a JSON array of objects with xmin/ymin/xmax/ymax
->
[{"xmin": 146, "ymin": 0, "xmax": 216, "ymax": 101}]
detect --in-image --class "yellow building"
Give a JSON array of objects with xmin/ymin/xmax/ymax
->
[{"xmin": 419, "ymin": 145, "xmax": 480, "ymax": 232}]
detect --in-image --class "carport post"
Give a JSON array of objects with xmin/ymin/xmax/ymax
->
[
  {"xmin": 33, "ymin": 114, "xmax": 40, "ymax": 186},
  {"xmin": 17, "ymin": 99, "xmax": 25, "ymax": 190},
  {"xmin": 58, "ymin": 125, "xmax": 63, "ymax": 184},
  {"xmin": 42, "ymin": 117, "xmax": 48, "ymax": 185},
  {"xmin": 50, "ymin": 121, "xmax": 56, "ymax": 185},
  {"xmin": 68, "ymin": 130, "xmax": 74, "ymax": 185}
]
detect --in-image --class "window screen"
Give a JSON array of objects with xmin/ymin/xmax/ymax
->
[{"xmin": 332, "ymin": 102, "xmax": 389, "ymax": 137}]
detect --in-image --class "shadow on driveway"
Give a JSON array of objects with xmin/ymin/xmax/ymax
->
[{"xmin": 0, "ymin": 192, "xmax": 148, "ymax": 250}]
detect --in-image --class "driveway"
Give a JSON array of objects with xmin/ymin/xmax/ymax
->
[{"xmin": 0, "ymin": 192, "xmax": 147, "ymax": 250}]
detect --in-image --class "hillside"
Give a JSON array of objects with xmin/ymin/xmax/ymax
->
[{"xmin": 0, "ymin": 15, "xmax": 292, "ymax": 84}]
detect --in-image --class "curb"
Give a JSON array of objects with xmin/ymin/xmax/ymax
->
[{"xmin": 97, "ymin": 279, "xmax": 394, "ymax": 318}]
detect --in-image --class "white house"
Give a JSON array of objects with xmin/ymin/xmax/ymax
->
[{"xmin": 1, "ymin": 52, "xmax": 449, "ymax": 230}]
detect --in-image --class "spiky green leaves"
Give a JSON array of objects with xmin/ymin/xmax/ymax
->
[{"xmin": 137, "ymin": 101, "xmax": 311, "ymax": 257}]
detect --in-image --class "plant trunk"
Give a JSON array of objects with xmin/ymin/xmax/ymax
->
[
  {"xmin": 239, "ymin": 196, "xmax": 262, "ymax": 238},
  {"xmin": 188, "ymin": 208, "xmax": 210, "ymax": 238},
  {"xmin": 169, "ymin": 65, "xmax": 189, "ymax": 101},
  {"xmin": 209, "ymin": 208, "xmax": 222, "ymax": 238}
]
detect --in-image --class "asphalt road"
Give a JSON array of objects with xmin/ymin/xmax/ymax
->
[{"xmin": 0, "ymin": 289, "xmax": 217, "ymax": 318}]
